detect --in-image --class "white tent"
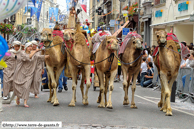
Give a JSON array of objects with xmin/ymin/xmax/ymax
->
[{"xmin": 76, "ymin": 3, "xmax": 93, "ymax": 23}]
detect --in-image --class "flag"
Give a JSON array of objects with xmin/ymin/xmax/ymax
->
[
  {"xmin": 32, "ymin": 0, "xmax": 36, "ymax": 6},
  {"xmin": 30, "ymin": 8, "xmax": 36, "ymax": 17},
  {"xmin": 36, "ymin": 0, "xmax": 43, "ymax": 22}
]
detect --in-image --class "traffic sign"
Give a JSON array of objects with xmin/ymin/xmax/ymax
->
[
  {"xmin": 109, "ymin": 20, "xmax": 118, "ymax": 27},
  {"xmin": 122, "ymin": 28, "xmax": 130, "ymax": 35}
]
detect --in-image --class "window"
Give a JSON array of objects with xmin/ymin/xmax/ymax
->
[{"xmin": 155, "ymin": 0, "xmax": 166, "ymax": 5}]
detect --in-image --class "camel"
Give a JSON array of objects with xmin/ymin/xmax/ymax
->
[
  {"xmin": 95, "ymin": 36, "xmax": 118, "ymax": 109},
  {"xmin": 154, "ymin": 30, "xmax": 181, "ymax": 116},
  {"xmin": 41, "ymin": 28, "xmax": 66, "ymax": 106},
  {"xmin": 63, "ymin": 24, "xmax": 91, "ymax": 107},
  {"xmin": 120, "ymin": 33, "xmax": 143, "ymax": 108}
]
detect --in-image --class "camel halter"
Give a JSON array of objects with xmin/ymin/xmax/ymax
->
[
  {"xmin": 43, "ymin": 33, "xmax": 53, "ymax": 48},
  {"xmin": 64, "ymin": 32, "xmax": 74, "ymax": 51}
]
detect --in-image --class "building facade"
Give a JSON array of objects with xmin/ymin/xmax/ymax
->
[{"xmin": 151, "ymin": 0, "xmax": 194, "ymax": 46}]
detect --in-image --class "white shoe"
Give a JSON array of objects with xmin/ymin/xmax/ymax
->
[{"xmin": 3, "ymin": 96, "xmax": 8, "ymax": 100}]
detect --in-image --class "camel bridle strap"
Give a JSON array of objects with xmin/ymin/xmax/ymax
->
[
  {"xmin": 115, "ymin": 53, "xmax": 143, "ymax": 65},
  {"xmin": 64, "ymin": 32, "xmax": 75, "ymax": 51}
]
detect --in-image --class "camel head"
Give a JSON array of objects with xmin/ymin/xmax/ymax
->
[
  {"xmin": 102, "ymin": 36, "xmax": 118, "ymax": 51},
  {"xmin": 131, "ymin": 37, "xmax": 143, "ymax": 50},
  {"xmin": 63, "ymin": 29, "xmax": 76, "ymax": 41},
  {"xmin": 41, "ymin": 28, "xmax": 53, "ymax": 42},
  {"xmin": 155, "ymin": 30, "xmax": 167, "ymax": 45}
]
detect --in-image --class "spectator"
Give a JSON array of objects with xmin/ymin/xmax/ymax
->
[
  {"xmin": 114, "ymin": 60, "xmax": 121, "ymax": 82},
  {"xmin": 143, "ymin": 49, "xmax": 148, "ymax": 58},
  {"xmin": 151, "ymin": 45, "xmax": 156, "ymax": 54},
  {"xmin": 144, "ymin": 42, "xmax": 147, "ymax": 48},
  {"xmin": 58, "ymin": 67, "xmax": 68, "ymax": 92},
  {"xmin": 140, "ymin": 57, "xmax": 147, "ymax": 87},
  {"xmin": 181, "ymin": 52, "xmax": 194, "ymax": 87},
  {"xmin": 146, "ymin": 48, "xmax": 153, "ymax": 64},
  {"xmin": 188, "ymin": 45, "xmax": 193, "ymax": 50},
  {"xmin": 143, "ymin": 62, "xmax": 154, "ymax": 87},
  {"xmin": 0, "ymin": 64, "xmax": 3, "ymax": 96}
]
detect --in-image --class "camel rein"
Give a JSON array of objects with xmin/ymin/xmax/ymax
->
[{"xmin": 42, "ymin": 40, "xmax": 143, "ymax": 66}]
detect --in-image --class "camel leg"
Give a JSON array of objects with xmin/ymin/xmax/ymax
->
[
  {"xmin": 159, "ymin": 77, "xmax": 167, "ymax": 113},
  {"xmin": 165, "ymin": 76, "xmax": 177, "ymax": 116},
  {"xmin": 80, "ymin": 69, "xmax": 85, "ymax": 102},
  {"xmin": 83, "ymin": 65, "xmax": 91, "ymax": 105},
  {"xmin": 106, "ymin": 69, "xmax": 117, "ymax": 109},
  {"xmin": 47, "ymin": 66, "xmax": 58, "ymax": 106},
  {"xmin": 53, "ymin": 66, "xmax": 64, "ymax": 106},
  {"xmin": 159, "ymin": 78, "xmax": 166, "ymax": 111},
  {"xmin": 69, "ymin": 65, "xmax": 78, "ymax": 107},
  {"xmin": 130, "ymin": 72, "xmax": 138, "ymax": 109},
  {"xmin": 96, "ymin": 70, "xmax": 101, "ymax": 103},
  {"xmin": 97, "ymin": 70, "xmax": 105, "ymax": 108},
  {"xmin": 104, "ymin": 74, "xmax": 109, "ymax": 106},
  {"xmin": 160, "ymin": 71, "xmax": 172, "ymax": 116},
  {"xmin": 47, "ymin": 72, "xmax": 53, "ymax": 103},
  {"xmin": 122, "ymin": 65, "xmax": 129, "ymax": 105}
]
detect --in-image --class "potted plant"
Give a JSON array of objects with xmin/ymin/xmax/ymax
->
[{"xmin": 128, "ymin": 2, "xmax": 138, "ymax": 16}]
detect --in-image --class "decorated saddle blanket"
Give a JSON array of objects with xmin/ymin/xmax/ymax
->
[
  {"xmin": 152, "ymin": 33, "xmax": 190, "ymax": 58},
  {"xmin": 53, "ymin": 30, "xmax": 64, "ymax": 41},
  {"xmin": 92, "ymin": 31, "xmax": 112, "ymax": 53},
  {"xmin": 119, "ymin": 32, "xmax": 142, "ymax": 54}
]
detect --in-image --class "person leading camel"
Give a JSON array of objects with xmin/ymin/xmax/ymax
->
[
  {"xmin": 3, "ymin": 41, "xmax": 22, "ymax": 100},
  {"xmin": 30, "ymin": 40, "xmax": 44, "ymax": 98},
  {"xmin": 13, "ymin": 42, "xmax": 49, "ymax": 108}
]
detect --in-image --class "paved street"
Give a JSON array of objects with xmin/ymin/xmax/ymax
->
[{"xmin": 1, "ymin": 78, "xmax": 194, "ymax": 129}]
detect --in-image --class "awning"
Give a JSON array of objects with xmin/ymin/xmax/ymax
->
[
  {"xmin": 150, "ymin": 18, "xmax": 190, "ymax": 27},
  {"xmin": 113, "ymin": 20, "xmax": 130, "ymax": 36}
]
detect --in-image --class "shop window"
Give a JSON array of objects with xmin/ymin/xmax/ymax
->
[{"xmin": 155, "ymin": 0, "xmax": 166, "ymax": 5}]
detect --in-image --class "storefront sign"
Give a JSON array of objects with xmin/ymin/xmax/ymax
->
[
  {"xmin": 178, "ymin": 2, "xmax": 189, "ymax": 12},
  {"xmin": 155, "ymin": 10, "xmax": 162, "ymax": 17}
]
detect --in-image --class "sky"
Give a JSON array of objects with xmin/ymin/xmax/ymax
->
[
  {"xmin": 57, "ymin": 0, "xmax": 89, "ymax": 15},
  {"xmin": 57, "ymin": 0, "xmax": 67, "ymax": 14}
]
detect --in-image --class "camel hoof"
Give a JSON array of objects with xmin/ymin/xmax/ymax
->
[
  {"xmin": 163, "ymin": 109, "xmax": 167, "ymax": 113},
  {"xmin": 130, "ymin": 104, "xmax": 137, "ymax": 109},
  {"xmin": 97, "ymin": 98, "xmax": 100, "ymax": 103},
  {"xmin": 123, "ymin": 100, "xmax": 130, "ymax": 105},
  {"xmin": 47, "ymin": 99, "xmax": 51, "ymax": 103},
  {"xmin": 165, "ymin": 108, "xmax": 172, "ymax": 116},
  {"xmin": 68, "ymin": 103, "xmax": 75, "ymax": 107},
  {"xmin": 98, "ymin": 103, "xmax": 105, "ymax": 108},
  {"xmin": 53, "ymin": 102, "xmax": 59, "ymax": 106},
  {"xmin": 106, "ymin": 102, "xmax": 113, "ymax": 109},
  {"xmin": 166, "ymin": 111, "xmax": 173, "ymax": 116},
  {"xmin": 83, "ymin": 100, "xmax": 89, "ymax": 105},
  {"xmin": 158, "ymin": 101, "xmax": 163, "ymax": 108}
]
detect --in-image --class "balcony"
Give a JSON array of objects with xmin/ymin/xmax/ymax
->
[{"xmin": 155, "ymin": 0, "xmax": 166, "ymax": 5}]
